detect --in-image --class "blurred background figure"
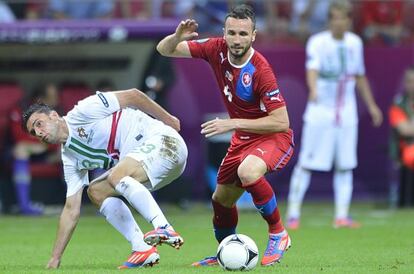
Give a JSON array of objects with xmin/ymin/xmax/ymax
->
[
  {"xmin": 9, "ymin": 83, "xmax": 60, "ymax": 215},
  {"xmin": 285, "ymin": 0, "xmax": 383, "ymax": 230},
  {"xmin": 0, "ymin": 0, "xmax": 15, "ymax": 23},
  {"xmin": 7, "ymin": 0, "xmax": 44, "ymax": 20},
  {"xmin": 114, "ymin": 0, "xmax": 175, "ymax": 20},
  {"xmin": 290, "ymin": 0, "xmax": 332, "ymax": 41},
  {"xmin": 178, "ymin": 0, "xmax": 232, "ymax": 34},
  {"xmin": 260, "ymin": 0, "xmax": 292, "ymax": 41},
  {"xmin": 389, "ymin": 65, "xmax": 414, "ymax": 207},
  {"xmin": 96, "ymin": 79, "xmax": 116, "ymax": 92},
  {"xmin": 140, "ymin": 47, "xmax": 176, "ymax": 108},
  {"xmin": 358, "ymin": 0, "xmax": 406, "ymax": 45},
  {"xmin": 49, "ymin": 0, "xmax": 115, "ymax": 20}
]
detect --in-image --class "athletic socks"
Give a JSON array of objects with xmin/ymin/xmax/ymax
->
[
  {"xmin": 115, "ymin": 176, "xmax": 171, "ymax": 229},
  {"xmin": 333, "ymin": 170, "xmax": 353, "ymax": 219},
  {"xmin": 286, "ymin": 165, "xmax": 312, "ymax": 219},
  {"xmin": 100, "ymin": 197, "xmax": 151, "ymax": 251},
  {"xmin": 244, "ymin": 177, "xmax": 284, "ymax": 234},
  {"xmin": 212, "ymin": 200, "xmax": 238, "ymax": 243}
]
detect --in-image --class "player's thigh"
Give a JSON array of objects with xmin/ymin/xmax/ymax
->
[
  {"xmin": 237, "ymin": 155, "xmax": 267, "ymax": 185},
  {"xmin": 241, "ymin": 134, "xmax": 294, "ymax": 181},
  {"xmin": 124, "ymin": 133, "xmax": 188, "ymax": 191},
  {"xmin": 299, "ymin": 123, "xmax": 335, "ymax": 171},
  {"xmin": 88, "ymin": 175, "xmax": 119, "ymax": 206},
  {"xmin": 213, "ymin": 182, "xmax": 245, "ymax": 207},
  {"xmin": 335, "ymin": 125, "xmax": 358, "ymax": 170},
  {"xmin": 217, "ymin": 150, "xmax": 242, "ymax": 185},
  {"xmin": 108, "ymin": 157, "xmax": 149, "ymax": 187}
]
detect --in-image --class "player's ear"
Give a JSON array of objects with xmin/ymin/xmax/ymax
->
[
  {"xmin": 50, "ymin": 110, "xmax": 59, "ymax": 118},
  {"xmin": 252, "ymin": 29, "xmax": 257, "ymax": 42},
  {"xmin": 223, "ymin": 27, "xmax": 225, "ymax": 40}
]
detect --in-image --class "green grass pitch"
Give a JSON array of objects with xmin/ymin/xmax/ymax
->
[{"xmin": 0, "ymin": 202, "xmax": 413, "ymax": 273}]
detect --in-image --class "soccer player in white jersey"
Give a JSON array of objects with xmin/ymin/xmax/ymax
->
[
  {"xmin": 285, "ymin": 0, "xmax": 383, "ymax": 229},
  {"xmin": 23, "ymin": 88, "xmax": 188, "ymax": 269}
]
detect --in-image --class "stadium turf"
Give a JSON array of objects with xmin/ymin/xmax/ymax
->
[{"xmin": 0, "ymin": 202, "xmax": 413, "ymax": 273}]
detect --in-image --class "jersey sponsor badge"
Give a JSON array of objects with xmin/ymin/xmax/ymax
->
[
  {"xmin": 265, "ymin": 89, "xmax": 280, "ymax": 97},
  {"xmin": 97, "ymin": 92, "xmax": 109, "ymax": 107},
  {"xmin": 242, "ymin": 72, "xmax": 252, "ymax": 87},
  {"xmin": 265, "ymin": 89, "xmax": 281, "ymax": 102},
  {"xmin": 77, "ymin": 127, "xmax": 88, "ymax": 139}
]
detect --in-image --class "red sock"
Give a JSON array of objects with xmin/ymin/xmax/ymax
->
[
  {"xmin": 212, "ymin": 200, "xmax": 238, "ymax": 242},
  {"xmin": 244, "ymin": 177, "xmax": 284, "ymax": 234}
]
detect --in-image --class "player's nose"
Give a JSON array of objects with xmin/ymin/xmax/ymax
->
[{"xmin": 35, "ymin": 128, "xmax": 43, "ymax": 137}]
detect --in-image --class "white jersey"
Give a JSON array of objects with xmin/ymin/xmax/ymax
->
[
  {"xmin": 61, "ymin": 92, "xmax": 171, "ymax": 197},
  {"xmin": 304, "ymin": 30, "xmax": 365, "ymax": 126}
]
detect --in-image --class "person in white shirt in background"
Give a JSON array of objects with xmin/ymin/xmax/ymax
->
[{"xmin": 286, "ymin": 0, "xmax": 383, "ymax": 229}]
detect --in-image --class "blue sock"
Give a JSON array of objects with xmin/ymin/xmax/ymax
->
[{"xmin": 13, "ymin": 159, "xmax": 31, "ymax": 210}]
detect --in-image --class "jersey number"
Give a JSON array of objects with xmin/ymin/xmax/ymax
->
[
  {"xmin": 82, "ymin": 160, "xmax": 101, "ymax": 169},
  {"xmin": 140, "ymin": 144, "xmax": 156, "ymax": 154},
  {"xmin": 223, "ymin": 85, "xmax": 232, "ymax": 102}
]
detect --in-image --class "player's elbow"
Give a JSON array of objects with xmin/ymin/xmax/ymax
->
[
  {"xmin": 156, "ymin": 43, "xmax": 165, "ymax": 56},
  {"xmin": 277, "ymin": 120, "xmax": 290, "ymax": 132},
  {"xmin": 271, "ymin": 114, "xmax": 289, "ymax": 132},
  {"xmin": 156, "ymin": 43, "xmax": 170, "ymax": 57}
]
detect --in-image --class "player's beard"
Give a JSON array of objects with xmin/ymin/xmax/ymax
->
[{"xmin": 229, "ymin": 42, "xmax": 252, "ymax": 60}]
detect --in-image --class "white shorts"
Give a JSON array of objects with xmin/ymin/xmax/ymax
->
[
  {"xmin": 125, "ymin": 129, "xmax": 188, "ymax": 191},
  {"xmin": 298, "ymin": 123, "xmax": 357, "ymax": 171}
]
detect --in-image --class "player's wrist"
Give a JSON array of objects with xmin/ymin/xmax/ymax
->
[{"xmin": 233, "ymin": 119, "xmax": 242, "ymax": 130}]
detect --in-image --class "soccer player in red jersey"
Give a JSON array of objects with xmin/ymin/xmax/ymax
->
[{"xmin": 157, "ymin": 4, "xmax": 294, "ymax": 267}]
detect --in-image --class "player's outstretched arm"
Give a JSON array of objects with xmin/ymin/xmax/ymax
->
[
  {"xmin": 157, "ymin": 19, "xmax": 198, "ymax": 58},
  {"xmin": 114, "ymin": 89, "xmax": 180, "ymax": 131},
  {"xmin": 46, "ymin": 188, "xmax": 83, "ymax": 269},
  {"xmin": 201, "ymin": 107, "xmax": 290, "ymax": 137}
]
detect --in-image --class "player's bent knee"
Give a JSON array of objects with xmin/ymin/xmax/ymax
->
[
  {"xmin": 107, "ymin": 170, "xmax": 129, "ymax": 188},
  {"xmin": 87, "ymin": 185, "xmax": 107, "ymax": 206},
  {"xmin": 86, "ymin": 187, "xmax": 99, "ymax": 206},
  {"xmin": 237, "ymin": 166, "xmax": 262, "ymax": 185}
]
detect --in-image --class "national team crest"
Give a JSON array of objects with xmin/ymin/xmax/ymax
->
[
  {"xmin": 77, "ymin": 127, "xmax": 88, "ymax": 139},
  {"xmin": 242, "ymin": 72, "xmax": 252, "ymax": 87}
]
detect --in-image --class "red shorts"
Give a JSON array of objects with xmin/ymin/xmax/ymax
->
[{"xmin": 217, "ymin": 129, "xmax": 294, "ymax": 185}]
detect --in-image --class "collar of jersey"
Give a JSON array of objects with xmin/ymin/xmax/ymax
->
[
  {"xmin": 62, "ymin": 116, "xmax": 73, "ymax": 148},
  {"xmin": 227, "ymin": 48, "xmax": 255, "ymax": 68}
]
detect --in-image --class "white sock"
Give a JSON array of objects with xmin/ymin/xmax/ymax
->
[
  {"xmin": 286, "ymin": 165, "xmax": 312, "ymax": 219},
  {"xmin": 99, "ymin": 197, "xmax": 151, "ymax": 251},
  {"xmin": 115, "ymin": 176, "xmax": 171, "ymax": 229},
  {"xmin": 333, "ymin": 170, "xmax": 353, "ymax": 219}
]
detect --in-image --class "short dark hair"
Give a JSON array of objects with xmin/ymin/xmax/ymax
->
[
  {"xmin": 22, "ymin": 102, "xmax": 53, "ymax": 133},
  {"xmin": 328, "ymin": 0, "xmax": 352, "ymax": 19},
  {"xmin": 225, "ymin": 4, "xmax": 256, "ymax": 30}
]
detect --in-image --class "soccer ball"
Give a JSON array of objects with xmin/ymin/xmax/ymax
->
[{"xmin": 217, "ymin": 234, "xmax": 259, "ymax": 271}]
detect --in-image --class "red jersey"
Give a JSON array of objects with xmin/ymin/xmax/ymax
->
[{"xmin": 188, "ymin": 37, "xmax": 286, "ymax": 139}]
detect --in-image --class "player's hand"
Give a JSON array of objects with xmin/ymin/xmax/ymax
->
[
  {"xmin": 46, "ymin": 257, "xmax": 60, "ymax": 269},
  {"xmin": 369, "ymin": 104, "xmax": 383, "ymax": 127},
  {"xmin": 175, "ymin": 19, "xmax": 199, "ymax": 41},
  {"xmin": 166, "ymin": 115, "xmax": 181, "ymax": 132},
  {"xmin": 201, "ymin": 118, "xmax": 234, "ymax": 138}
]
